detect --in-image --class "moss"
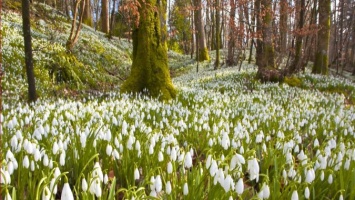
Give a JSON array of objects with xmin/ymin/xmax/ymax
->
[
  {"xmin": 312, "ymin": 52, "xmax": 328, "ymax": 75},
  {"xmin": 284, "ymin": 76, "xmax": 302, "ymax": 87},
  {"xmin": 197, "ymin": 47, "xmax": 210, "ymax": 61},
  {"xmin": 121, "ymin": 0, "xmax": 176, "ymax": 101}
]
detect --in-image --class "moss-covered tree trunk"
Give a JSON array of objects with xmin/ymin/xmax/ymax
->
[
  {"xmin": 256, "ymin": 0, "xmax": 283, "ymax": 82},
  {"xmin": 312, "ymin": 0, "xmax": 330, "ymax": 74},
  {"xmin": 226, "ymin": 0, "xmax": 236, "ymax": 66},
  {"xmin": 194, "ymin": 0, "xmax": 209, "ymax": 61},
  {"xmin": 255, "ymin": 0, "xmax": 263, "ymax": 67},
  {"xmin": 289, "ymin": 0, "xmax": 305, "ymax": 74},
  {"xmin": 121, "ymin": 0, "xmax": 176, "ymax": 100},
  {"xmin": 279, "ymin": 0, "xmax": 288, "ymax": 53},
  {"xmin": 214, "ymin": 0, "xmax": 220, "ymax": 69},
  {"xmin": 81, "ymin": 0, "xmax": 92, "ymax": 26}
]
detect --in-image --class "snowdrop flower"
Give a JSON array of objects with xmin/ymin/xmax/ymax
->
[
  {"xmin": 305, "ymin": 168, "xmax": 315, "ymax": 183},
  {"xmin": 150, "ymin": 176, "xmax": 156, "ymax": 191},
  {"xmin": 134, "ymin": 168, "xmax": 140, "ymax": 180},
  {"xmin": 320, "ymin": 170, "xmax": 325, "ymax": 181},
  {"xmin": 209, "ymin": 160, "xmax": 218, "ymax": 177},
  {"xmin": 339, "ymin": 194, "xmax": 344, "ymax": 200},
  {"xmin": 304, "ymin": 187, "xmax": 310, "ymax": 199},
  {"xmin": 0, "ymin": 169, "xmax": 11, "ymax": 184},
  {"xmin": 291, "ymin": 190, "xmax": 299, "ymax": 200},
  {"xmin": 183, "ymin": 182, "xmax": 189, "ymax": 195},
  {"xmin": 167, "ymin": 162, "xmax": 173, "ymax": 174},
  {"xmin": 236, "ymin": 178, "xmax": 244, "ymax": 195},
  {"xmin": 165, "ymin": 181, "xmax": 172, "ymax": 194},
  {"xmin": 54, "ymin": 167, "xmax": 61, "ymax": 179},
  {"xmin": 42, "ymin": 186, "xmax": 51, "ymax": 200},
  {"xmin": 170, "ymin": 147, "xmax": 177, "ymax": 161},
  {"xmin": 103, "ymin": 174, "xmax": 109, "ymax": 184},
  {"xmin": 106, "ymin": 144, "xmax": 113, "ymax": 156},
  {"xmin": 82, "ymin": 178, "xmax": 88, "ymax": 191},
  {"xmin": 23, "ymin": 155, "xmax": 30, "ymax": 168},
  {"xmin": 328, "ymin": 174, "xmax": 333, "ymax": 184},
  {"xmin": 113, "ymin": 149, "xmax": 120, "ymax": 160},
  {"xmin": 52, "ymin": 141, "xmax": 59, "ymax": 155},
  {"xmin": 184, "ymin": 152, "xmax": 193, "ymax": 168},
  {"xmin": 5, "ymin": 191, "xmax": 12, "ymax": 200},
  {"xmin": 61, "ymin": 182, "xmax": 74, "ymax": 200},
  {"xmin": 230, "ymin": 153, "xmax": 245, "ymax": 170},
  {"xmin": 60, "ymin": 151, "xmax": 66, "ymax": 166},
  {"xmin": 50, "ymin": 178, "xmax": 58, "ymax": 194},
  {"xmin": 206, "ymin": 155, "xmax": 212, "ymax": 169},
  {"xmin": 154, "ymin": 175, "xmax": 162, "ymax": 193},
  {"xmin": 149, "ymin": 190, "xmax": 157, "ymax": 197},
  {"xmin": 31, "ymin": 160, "xmax": 35, "ymax": 171},
  {"xmin": 89, "ymin": 178, "xmax": 102, "ymax": 197},
  {"xmin": 247, "ymin": 158, "xmax": 259, "ymax": 182},
  {"xmin": 93, "ymin": 162, "xmax": 103, "ymax": 182},
  {"xmin": 158, "ymin": 151, "xmax": 164, "ymax": 162}
]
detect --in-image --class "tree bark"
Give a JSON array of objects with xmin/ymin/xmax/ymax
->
[
  {"xmin": 22, "ymin": 0, "xmax": 37, "ymax": 102},
  {"xmin": 279, "ymin": 0, "xmax": 288, "ymax": 53},
  {"xmin": 81, "ymin": 0, "xmax": 92, "ymax": 26},
  {"xmin": 226, "ymin": 0, "xmax": 236, "ymax": 66},
  {"xmin": 214, "ymin": 0, "xmax": 220, "ymax": 69},
  {"xmin": 312, "ymin": 0, "xmax": 331, "ymax": 74},
  {"xmin": 260, "ymin": 0, "xmax": 275, "ymax": 68},
  {"xmin": 121, "ymin": 0, "xmax": 176, "ymax": 100},
  {"xmin": 101, "ymin": 0, "xmax": 109, "ymax": 33},
  {"xmin": 289, "ymin": 0, "xmax": 305, "ymax": 74},
  {"xmin": 255, "ymin": 0, "xmax": 263, "ymax": 67},
  {"xmin": 194, "ymin": 0, "xmax": 210, "ymax": 61},
  {"xmin": 66, "ymin": 0, "xmax": 84, "ymax": 52}
]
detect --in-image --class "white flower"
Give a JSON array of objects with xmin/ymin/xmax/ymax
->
[
  {"xmin": 209, "ymin": 160, "xmax": 218, "ymax": 177},
  {"xmin": 50, "ymin": 178, "xmax": 58, "ymax": 194},
  {"xmin": 23, "ymin": 155, "xmax": 30, "ymax": 168},
  {"xmin": 61, "ymin": 183, "xmax": 74, "ymax": 200},
  {"xmin": 328, "ymin": 174, "xmax": 333, "ymax": 184},
  {"xmin": 236, "ymin": 178, "xmax": 244, "ymax": 195},
  {"xmin": 304, "ymin": 187, "xmax": 310, "ymax": 199},
  {"xmin": 230, "ymin": 153, "xmax": 245, "ymax": 170},
  {"xmin": 183, "ymin": 182, "xmax": 189, "ymax": 195},
  {"xmin": 0, "ymin": 169, "xmax": 11, "ymax": 184},
  {"xmin": 165, "ymin": 181, "xmax": 172, "ymax": 194},
  {"xmin": 206, "ymin": 155, "xmax": 212, "ymax": 169},
  {"xmin": 170, "ymin": 147, "xmax": 177, "ymax": 161},
  {"xmin": 82, "ymin": 178, "xmax": 88, "ymax": 191},
  {"xmin": 158, "ymin": 151, "xmax": 164, "ymax": 162},
  {"xmin": 184, "ymin": 152, "xmax": 193, "ymax": 168},
  {"xmin": 247, "ymin": 158, "xmax": 259, "ymax": 182},
  {"xmin": 262, "ymin": 183, "xmax": 270, "ymax": 199},
  {"xmin": 43, "ymin": 154, "xmax": 49, "ymax": 166},
  {"xmin": 52, "ymin": 142, "xmax": 59, "ymax": 155},
  {"xmin": 54, "ymin": 167, "xmax": 61, "ymax": 179},
  {"xmin": 167, "ymin": 162, "xmax": 173, "ymax": 174},
  {"xmin": 149, "ymin": 190, "xmax": 157, "ymax": 197},
  {"xmin": 106, "ymin": 144, "xmax": 113, "ymax": 156},
  {"xmin": 134, "ymin": 168, "xmax": 140, "ymax": 180},
  {"xmin": 60, "ymin": 151, "xmax": 66, "ymax": 166},
  {"xmin": 93, "ymin": 162, "xmax": 103, "ymax": 182},
  {"xmin": 103, "ymin": 174, "xmax": 109, "ymax": 184},
  {"xmin": 339, "ymin": 194, "xmax": 344, "ymax": 200},
  {"xmin": 150, "ymin": 176, "xmax": 155, "ymax": 191},
  {"xmin": 305, "ymin": 168, "xmax": 315, "ymax": 183},
  {"xmin": 42, "ymin": 186, "xmax": 51, "ymax": 200},
  {"xmin": 291, "ymin": 190, "xmax": 299, "ymax": 200},
  {"xmin": 5, "ymin": 191, "xmax": 12, "ymax": 200},
  {"xmin": 155, "ymin": 175, "xmax": 163, "ymax": 193},
  {"xmin": 89, "ymin": 179, "xmax": 102, "ymax": 197}
]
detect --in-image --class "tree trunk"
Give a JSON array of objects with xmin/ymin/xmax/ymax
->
[
  {"xmin": 279, "ymin": 0, "xmax": 288, "ymax": 53},
  {"xmin": 226, "ymin": 0, "xmax": 236, "ymax": 66},
  {"xmin": 101, "ymin": 0, "xmax": 109, "ymax": 33},
  {"xmin": 255, "ymin": 0, "xmax": 263, "ymax": 67},
  {"xmin": 214, "ymin": 0, "xmax": 220, "ymax": 69},
  {"xmin": 0, "ymin": 0, "xmax": 3, "ymax": 140},
  {"xmin": 66, "ymin": 0, "xmax": 84, "ymax": 52},
  {"xmin": 289, "ymin": 0, "xmax": 305, "ymax": 74},
  {"xmin": 109, "ymin": 0, "xmax": 116, "ymax": 37},
  {"xmin": 81, "ymin": 0, "xmax": 92, "ymax": 27},
  {"xmin": 260, "ymin": 0, "xmax": 275, "ymax": 68},
  {"xmin": 194, "ymin": 0, "xmax": 210, "ymax": 61},
  {"xmin": 121, "ymin": 0, "xmax": 176, "ymax": 100},
  {"xmin": 312, "ymin": 0, "xmax": 331, "ymax": 74},
  {"xmin": 22, "ymin": 0, "xmax": 37, "ymax": 102}
]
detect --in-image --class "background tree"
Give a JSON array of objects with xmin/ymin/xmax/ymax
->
[
  {"xmin": 214, "ymin": 0, "xmax": 220, "ymax": 69},
  {"xmin": 66, "ymin": 0, "xmax": 84, "ymax": 51},
  {"xmin": 81, "ymin": 0, "xmax": 93, "ymax": 26},
  {"xmin": 22, "ymin": 0, "xmax": 37, "ymax": 102},
  {"xmin": 121, "ymin": 0, "xmax": 176, "ymax": 100},
  {"xmin": 226, "ymin": 0, "xmax": 236, "ymax": 66},
  {"xmin": 101, "ymin": 0, "xmax": 110, "ymax": 33},
  {"xmin": 279, "ymin": 0, "xmax": 288, "ymax": 53},
  {"xmin": 312, "ymin": 0, "xmax": 330, "ymax": 74},
  {"xmin": 193, "ymin": 0, "xmax": 209, "ymax": 61}
]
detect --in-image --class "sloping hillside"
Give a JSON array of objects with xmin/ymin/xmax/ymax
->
[{"xmin": 3, "ymin": 2, "xmax": 133, "ymax": 98}]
